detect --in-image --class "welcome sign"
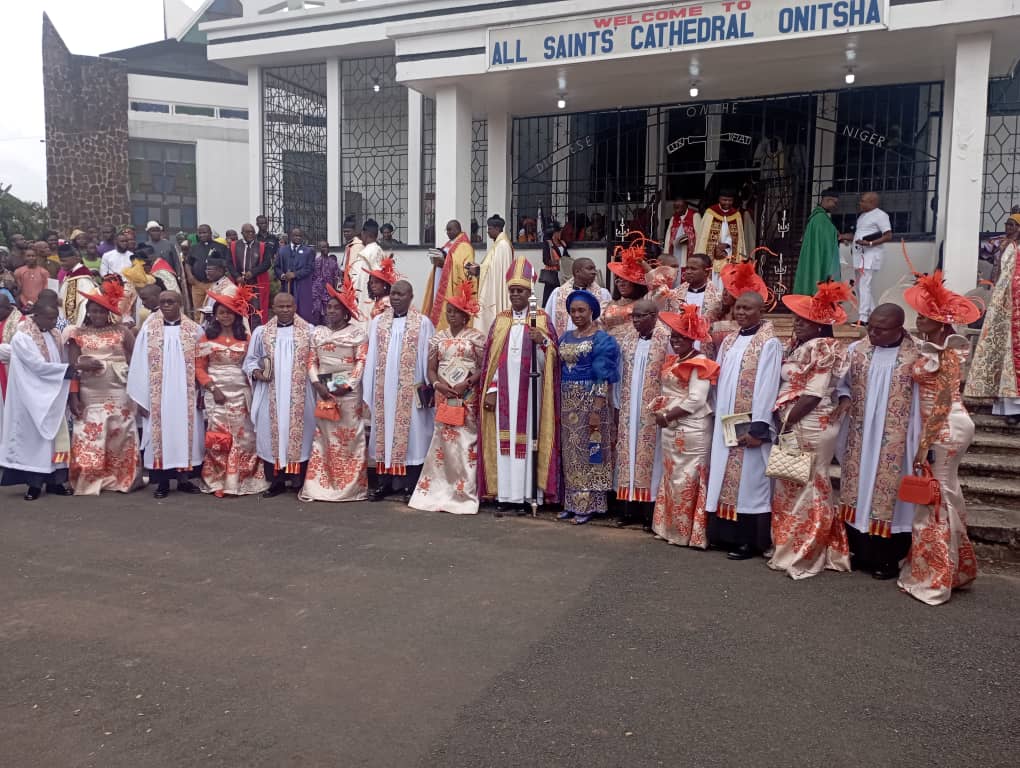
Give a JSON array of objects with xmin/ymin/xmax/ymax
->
[{"xmin": 488, "ymin": 0, "xmax": 888, "ymax": 70}]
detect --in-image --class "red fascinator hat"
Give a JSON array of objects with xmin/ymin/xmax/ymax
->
[
  {"xmin": 326, "ymin": 272, "xmax": 361, "ymax": 320},
  {"xmin": 660, "ymin": 304, "xmax": 711, "ymax": 342},
  {"xmin": 782, "ymin": 279, "xmax": 852, "ymax": 326},
  {"xmin": 903, "ymin": 270, "xmax": 981, "ymax": 325},
  {"xmin": 721, "ymin": 260, "xmax": 768, "ymax": 300},
  {"xmin": 364, "ymin": 256, "xmax": 400, "ymax": 285},
  {"xmin": 446, "ymin": 280, "xmax": 480, "ymax": 317},
  {"xmin": 78, "ymin": 276, "xmax": 125, "ymax": 316}
]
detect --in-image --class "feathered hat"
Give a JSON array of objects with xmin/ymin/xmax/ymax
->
[
  {"xmin": 903, "ymin": 270, "xmax": 981, "ymax": 325},
  {"xmin": 660, "ymin": 304, "xmax": 712, "ymax": 342},
  {"xmin": 78, "ymin": 276, "xmax": 125, "ymax": 316},
  {"xmin": 720, "ymin": 260, "xmax": 768, "ymax": 300},
  {"xmin": 206, "ymin": 282, "xmax": 258, "ymax": 320},
  {"xmin": 782, "ymin": 278, "xmax": 853, "ymax": 325},
  {"xmin": 446, "ymin": 279, "xmax": 481, "ymax": 317},
  {"xmin": 608, "ymin": 236, "xmax": 652, "ymax": 285},
  {"xmin": 326, "ymin": 272, "xmax": 361, "ymax": 320},
  {"xmin": 364, "ymin": 256, "xmax": 400, "ymax": 286}
]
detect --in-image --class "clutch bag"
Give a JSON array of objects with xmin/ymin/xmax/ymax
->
[
  {"xmin": 315, "ymin": 400, "xmax": 341, "ymax": 422},
  {"xmin": 765, "ymin": 430, "xmax": 812, "ymax": 485},
  {"xmin": 436, "ymin": 399, "xmax": 465, "ymax": 426}
]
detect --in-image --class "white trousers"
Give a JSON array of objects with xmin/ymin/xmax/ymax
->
[{"xmin": 857, "ymin": 268, "xmax": 877, "ymax": 321}]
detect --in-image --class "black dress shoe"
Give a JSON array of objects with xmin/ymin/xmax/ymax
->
[
  {"xmin": 872, "ymin": 564, "xmax": 899, "ymax": 580},
  {"xmin": 177, "ymin": 480, "xmax": 201, "ymax": 494},
  {"xmin": 614, "ymin": 517, "xmax": 633, "ymax": 528},
  {"xmin": 153, "ymin": 486, "xmax": 170, "ymax": 499},
  {"xmin": 262, "ymin": 482, "xmax": 287, "ymax": 499},
  {"xmin": 368, "ymin": 486, "xmax": 391, "ymax": 502},
  {"xmin": 727, "ymin": 544, "xmax": 755, "ymax": 561},
  {"xmin": 46, "ymin": 483, "xmax": 74, "ymax": 496},
  {"xmin": 24, "ymin": 487, "xmax": 42, "ymax": 501}
]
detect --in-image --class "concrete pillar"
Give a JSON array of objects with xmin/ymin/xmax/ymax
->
[
  {"xmin": 935, "ymin": 63, "xmax": 955, "ymax": 249},
  {"xmin": 407, "ymin": 89, "xmax": 424, "ymax": 245},
  {"xmin": 247, "ymin": 66, "xmax": 263, "ymax": 220},
  {"xmin": 486, "ymin": 111, "xmax": 511, "ymax": 242},
  {"xmin": 943, "ymin": 33, "xmax": 992, "ymax": 293},
  {"xmin": 326, "ymin": 58, "xmax": 341, "ymax": 246},
  {"xmin": 434, "ymin": 84, "xmax": 473, "ymax": 246}
]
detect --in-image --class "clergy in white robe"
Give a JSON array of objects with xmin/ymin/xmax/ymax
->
[
  {"xmin": 544, "ymin": 258, "xmax": 612, "ymax": 339},
  {"xmin": 363, "ymin": 280, "xmax": 436, "ymax": 500},
  {"xmin": 612, "ymin": 300, "xmax": 670, "ymax": 529},
  {"xmin": 0, "ymin": 304, "xmax": 76, "ymax": 498},
  {"xmin": 342, "ymin": 223, "xmax": 386, "ymax": 322},
  {"xmin": 473, "ymin": 215, "xmax": 515, "ymax": 333},
  {"xmin": 478, "ymin": 257, "xmax": 561, "ymax": 511},
  {"xmin": 705, "ymin": 292, "xmax": 783, "ymax": 558},
  {"xmin": 836, "ymin": 303, "xmax": 921, "ymax": 579},
  {"xmin": 126, "ymin": 292, "xmax": 205, "ymax": 497},
  {"xmin": 242, "ymin": 292, "xmax": 316, "ymax": 495}
]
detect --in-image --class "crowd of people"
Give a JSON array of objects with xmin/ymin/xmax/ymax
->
[{"xmin": 0, "ymin": 207, "xmax": 996, "ymax": 609}]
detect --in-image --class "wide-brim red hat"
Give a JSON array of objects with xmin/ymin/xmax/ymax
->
[
  {"xmin": 782, "ymin": 279, "xmax": 852, "ymax": 325},
  {"xmin": 326, "ymin": 275, "xmax": 361, "ymax": 320},
  {"xmin": 660, "ymin": 305, "xmax": 711, "ymax": 342},
  {"xmin": 206, "ymin": 283, "xmax": 257, "ymax": 319},
  {"xmin": 364, "ymin": 256, "xmax": 399, "ymax": 285},
  {"xmin": 446, "ymin": 280, "xmax": 480, "ymax": 316},
  {"xmin": 78, "ymin": 278, "xmax": 125, "ymax": 316},
  {"xmin": 721, "ymin": 261, "xmax": 768, "ymax": 300},
  {"xmin": 903, "ymin": 270, "xmax": 981, "ymax": 324}
]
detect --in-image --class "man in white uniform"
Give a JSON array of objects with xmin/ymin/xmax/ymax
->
[
  {"xmin": 243, "ymin": 292, "xmax": 316, "ymax": 497},
  {"xmin": 613, "ymin": 299, "xmax": 670, "ymax": 529},
  {"xmin": 99, "ymin": 228, "xmax": 134, "ymax": 278},
  {"xmin": 127, "ymin": 291, "xmax": 205, "ymax": 498},
  {"xmin": 836, "ymin": 303, "xmax": 920, "ymax": 579},
  {"xmin": 363, "ymin": 280, "xmax": 435, "ymax": 502},
  {"xmin": 544, "ymin": 257, "xmax": 612, "ymax": 339},
  {"xmin": 840, "ymin": 191, "xmax": 892, "ymax": 323},
  {"xmin": 342, "ymin": 219, "xmax": 385, "ymax": 322},
  {"xmin": 0, "ymin": 303, "xmax": 84, "ymax": 499},
  {"xmin": 705, "ymin": 291, "xmax": 783, "ymax": 559}
]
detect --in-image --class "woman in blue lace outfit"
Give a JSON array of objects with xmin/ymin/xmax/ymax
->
[{"xmin": 557, "ymin": 290, "xmax": 620, "ymax": 524}]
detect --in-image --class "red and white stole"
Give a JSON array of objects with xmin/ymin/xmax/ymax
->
[
  {"xmin": 22, "ymin": 321, "xmax": 70, "ymax": 462},
  {"xmin": 668, "ymin": 209, "xmax": 697, "ymax": 254},
  {"xmin": 839, "ymin": 336, "xmax": 918, "ymax": 537},
  {"xmin": 145, "ymin": 312, "xmax": 200, "ymax": 470},
  {"xmin": 716, "ymin": 321, "xmax": 775, "ymax": 520},
  {"xmin": 262, "ymin": 316, "xmax": 312, "ymax": 473},
  {"xmin": 373, "ymin": 308, "xmax": 423, "ymax": 475}
]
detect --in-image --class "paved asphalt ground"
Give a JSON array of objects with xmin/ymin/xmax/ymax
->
[{"xmin": 2, "ymin": 489, "xmax": 1018, "ymax": 768}]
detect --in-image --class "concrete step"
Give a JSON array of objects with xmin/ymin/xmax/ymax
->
[
  {"xmin": 970, "ymin": 412, "xmax": 1020, "ymax": 435},
  {"xmin": 960, "ymin": 451, "xmax": 1020, "ymax": 474},
  {"xmin": 969, "ymin": 431, "xmax": 1020, "ymax": 453},
  {"xmin": 959, "ymin": 474, "xmax": 1020, "ymax": 507}
]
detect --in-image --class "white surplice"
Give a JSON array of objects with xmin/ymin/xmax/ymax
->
[
  {"xmin": 544, "ymin": 284, "xmax": 613, "ymax": 334},
  {"xmin": 706, "ymin": 332, "xmax": 783, "ymax": 515},
  {"xmin": 243, "ymin": 324, "xmax": 316, "ymax": 465},
  {"xmin": 0, "ymin": 331, "xmax": 70, "ymax": 473},
  {"xmin": 836, "ymin": 343, "xmax": 921, "ymax": 534},
  {"xmin": 127, "ymin": 322, "xmax": 205, "ymax": 470},
  {"xmin": 363, "ymin": 312, "xmax": 435, "ymax": 468},
  {"xmin": 491, "ymin": 309, "xmax": 545, "ymax": 504},
  {"xmin": 613, "ymin": 336, "xmax": 664, "ymax": 497},
  {"xmin": 475, "ymin": 233, "xmax": 515, "ymax": 333}
]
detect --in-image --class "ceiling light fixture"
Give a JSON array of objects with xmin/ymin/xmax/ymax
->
[
  {"xmin": 844, "ymin": 69, "xmax": 855, "ymax": 85},
  {"xmin": 689, "ymin": 82, "xmax": 700, "ymax": 98},
  {"xmin": 557, "ymin": 96, "xmax": 567, "ymax": 109},
  {"xmin": 372, "ymin": 83, "xmax": 381, "ymax": 93}
]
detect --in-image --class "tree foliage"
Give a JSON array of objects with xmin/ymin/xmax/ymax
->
[{"xmin": 0, "ymin": 183, "xmax": 50, "ymax": 246}]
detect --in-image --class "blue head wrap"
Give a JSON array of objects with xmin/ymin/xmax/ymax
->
[{"xmin": 566, "ymin": 289, "xmax": 601, "ymax": 320}]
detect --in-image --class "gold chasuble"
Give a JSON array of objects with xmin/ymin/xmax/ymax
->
[{"xmin": 422, "ymin": 233, "xmax": 475, "ymax": 332}]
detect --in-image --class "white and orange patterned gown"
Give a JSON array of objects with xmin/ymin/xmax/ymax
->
[
  {"xmin": 300, "ymin": 323, "xmax": 369, "ymax": 502},
  {"xmin": 649, "ymin": 353, "xmax": 717, "ymax": 547},
  {"xmin": 898, "ymin": 336, "xmax": 978, "ymax": 605},
  {"xmin": 768, "ymin": 336, "xmax": 852, "ymax": 578},
  {"xmin": 68, "ymin": 324, "xmax": 140, "ymax": 494},
  {"xmin": 409, "ymin": 327, "xmax": 486, "ymax": 514},
  {"xmin": 196, "ymin": 332, "xmax": 267, "ymax": 496}
]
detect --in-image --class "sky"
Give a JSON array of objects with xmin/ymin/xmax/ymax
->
[{"xmin": 2, "ymin": 0, "xmax": 198, "ymax": 204}]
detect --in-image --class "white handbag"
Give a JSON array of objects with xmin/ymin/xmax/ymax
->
[{"xmin": 765, "ymin": 416, "xmax": 813, "ymax": 485}]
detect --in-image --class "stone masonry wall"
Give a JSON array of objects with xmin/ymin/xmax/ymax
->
[{"xmin": 42, "ymin": 13, "xmax": 130, "ymax": 234}]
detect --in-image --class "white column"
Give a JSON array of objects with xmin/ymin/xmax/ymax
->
[
  {"xmin": 943, "ymin": 33, "xmax": 992, "ymax": 293},
  {"xmin": 247, "ymin": 66, "xmax": 263, "ymax": 220},
  {"xmin": 407, "ymin": 89, "xmax": 423, "ymax": 245},
  {"xmin": 434, "ymin": 84, "xmax": 473, "ymax": 246},
  {"xmin": 486, "ymin": 111, "xmax": 511, "ymax": 242},
  {"xmin": 935, "ymin": 61, "xmax": 955, "ymax": 248},
  {"xmin": 326, "ymin": 58, "xmax": 341, "ymax": 246}
]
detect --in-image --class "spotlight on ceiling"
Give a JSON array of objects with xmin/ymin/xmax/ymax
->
[
  {"xmin": 689, "ymin": 82, "xmax": 700, "ymax": 98},
  {"xmin": 845, "ymin": 69, "xmax": 855, "ymax": 85},
  {"xmin": 372, "ymin": 83, "xmax": 381, "ymax": 93},
  {"xmin": 557, "ymin": 96, "xmax": 567, "ymax": 109}
]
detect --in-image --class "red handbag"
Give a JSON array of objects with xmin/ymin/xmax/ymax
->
[
  {"xmin": 315, "ymin": 400, "xmax": 341, "ymax": 422},
  {"xmin": 897, "ymin": 462, "xmax": 941, "ymax": 510},
  {"xmin": 435, "ymin": 399, "xmax": 466, "ymax": 427},
  {"xmin": 205, "ymin": 431, "xmax": 232, "ymax": 453}
]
